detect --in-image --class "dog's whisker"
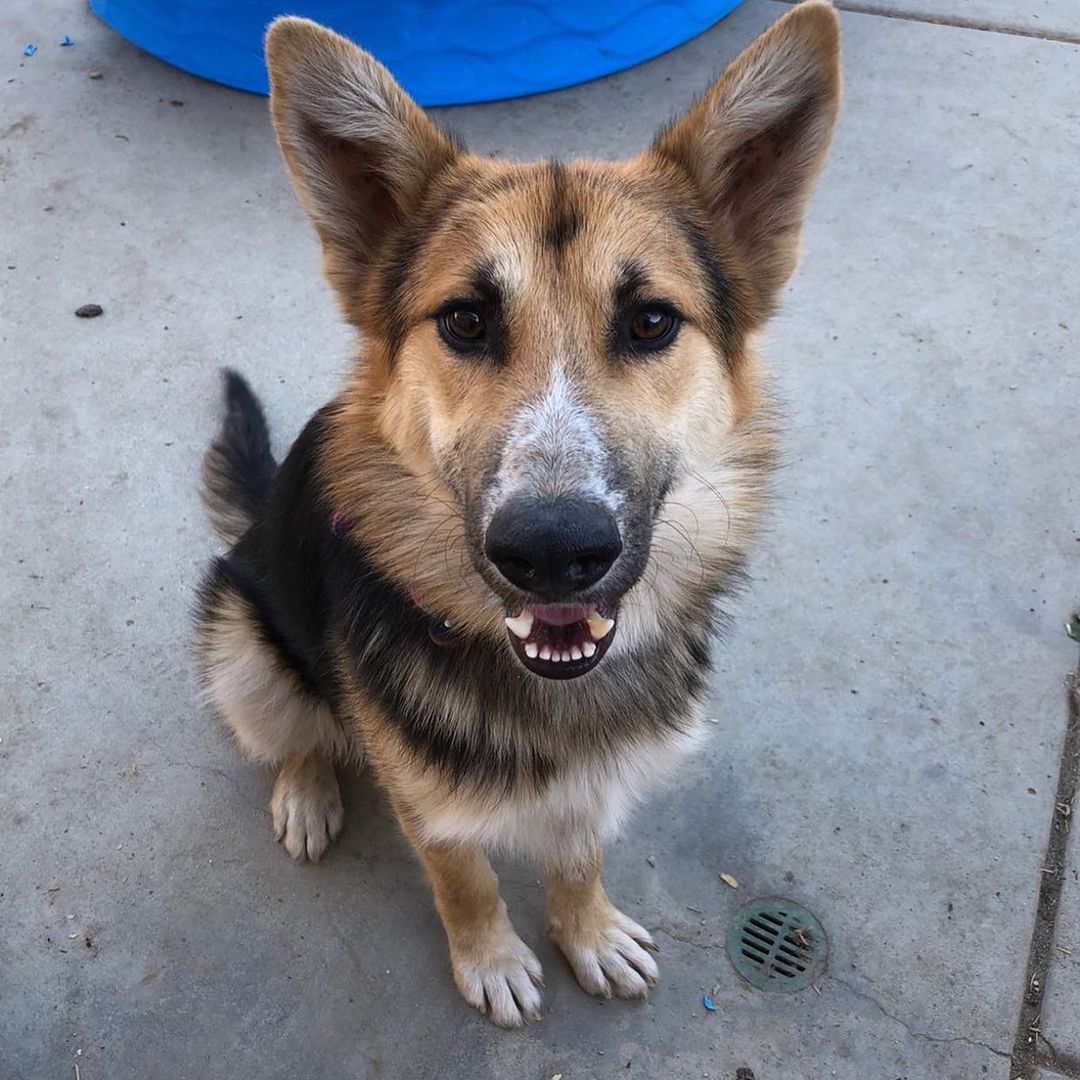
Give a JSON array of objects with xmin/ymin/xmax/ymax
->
[{"xmin": 686, "ymin": 470, "xmax": 733, "ymax": 547}]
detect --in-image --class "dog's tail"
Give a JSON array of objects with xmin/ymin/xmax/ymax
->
[{"xmin": 201, "ymin": 369, "xmax": 276, "ymax": 545}]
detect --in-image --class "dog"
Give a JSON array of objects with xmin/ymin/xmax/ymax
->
[{"xmin": 195, "ymin": 2, "xmax": 840, "ymax": 1027}]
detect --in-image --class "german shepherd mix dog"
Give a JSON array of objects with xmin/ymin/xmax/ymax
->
[{"xmin": 196, "ymin": 2, "xmax": 840, "ymax": 1026}]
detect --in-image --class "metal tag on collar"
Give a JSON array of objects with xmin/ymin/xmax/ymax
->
[
  {"xmin": 407, "ymin": 585, "xmax": 460, "ymax": 647},
  {"xmin": 428, "ymin": 615, "xmax": 460, "ymax": 647}
]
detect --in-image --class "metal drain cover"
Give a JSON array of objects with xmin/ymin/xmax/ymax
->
[{"xmin": 726, "ymin": 897, "xmax": 827, "ymax": 992}]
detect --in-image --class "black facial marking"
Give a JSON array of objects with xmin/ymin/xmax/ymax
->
[
  {"xmin": 379, "ymin": 170, "xmax": 479, "ymax": 355},
  {"xmin": 380, "ymin": 170, "xmax": 534, "ymax": 360},
  {"xmin": 614, "ymin": 260, "xmax": 650, "ymax": 309},
  {"xmin": 477, "ymin": 170, "xmax": 530, "ymax": 197},
  {"xmin": 672, "ymin": 211, "xmax": 741, "ymax": 363},
  {"xmin": 471, "ymin": 260, "xmax": 504, "ymax": 311},
  {"xmin": 542, "ymin": 160, "xmax": 582, "ymax": 254},
  {"xmin": 653, "ymin": 459, "xmax": 677, "ymax": 515}
]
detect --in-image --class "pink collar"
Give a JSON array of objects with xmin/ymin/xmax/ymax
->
[{"xmin": 331, "ymin": 509, "xmax": 457, "ymax": 645}]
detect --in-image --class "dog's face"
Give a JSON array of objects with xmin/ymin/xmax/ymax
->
[
  {"xmin": 367, "ymin": 160, "xmax": 757, "ymax": 679},
  {"xmin": 266, "ymin": 5, "xmax": 840, "ymax": 680}
]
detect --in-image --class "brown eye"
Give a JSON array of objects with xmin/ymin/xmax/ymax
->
[
  {"xmin": 439, "ymin": 305, "xmax": 486, "ymax": 347},
  {"xmin": 628, "ymin": 305, "xmax": 679, "ymax": 349}
]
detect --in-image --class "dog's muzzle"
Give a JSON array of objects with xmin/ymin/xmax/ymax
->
[{"xmin": 485, "ymin": 496, "xmax": 622, "ymax": 679}]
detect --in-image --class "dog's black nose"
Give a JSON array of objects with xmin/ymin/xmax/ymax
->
[{"xmin": 485, "ymin": 497, "xmax": 622, "ymax": 598}]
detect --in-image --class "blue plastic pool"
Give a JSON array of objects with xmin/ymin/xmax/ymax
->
[{"xmin": 89, "ymin": 0, "xmax": 744, "ymax": 106}]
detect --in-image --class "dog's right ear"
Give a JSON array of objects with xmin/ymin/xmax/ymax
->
[{"xmin": 265, "ymin": 18, "xmax": 457, "ymax": 280}]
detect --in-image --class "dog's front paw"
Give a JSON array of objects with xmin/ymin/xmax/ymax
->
[
  {"xmin": 270, "ymin": 753, "xmax": 343, "ymax": 862},
  {"xmin": 451, "ymin": 922, "xmax": 544, "ymax": 1028},
  {"xmin": 550, "ymin": 904, "xmax": 659, "ymax": 1000}
]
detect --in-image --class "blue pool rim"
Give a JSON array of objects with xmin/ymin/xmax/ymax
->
[{"xmin": 88, "ymin": 0, "xmax": 744, "ymax": 106}]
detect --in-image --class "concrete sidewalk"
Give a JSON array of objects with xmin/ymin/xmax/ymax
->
[{"xmin": 2, "ymin": 1, "xmax": 1078, "ymax": 1077}]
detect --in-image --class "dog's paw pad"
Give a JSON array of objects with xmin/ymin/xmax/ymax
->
[
  {"xmin": 453, "ymin": 929, "xmax": 544, "ymax": 1028},
  {"xmin": 270, "ymin": 756, "xmax": 343, "ymax": 863},
  {"xmin": 554, "ymin": 909, "xmax": 659, "ymax": 1000}
]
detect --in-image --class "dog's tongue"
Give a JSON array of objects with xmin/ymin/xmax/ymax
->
[{"xmin": 530, "ymin": 604, "xmax": 592, "ymax": 627}]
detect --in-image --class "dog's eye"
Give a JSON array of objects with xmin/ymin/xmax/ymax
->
[
  {"xmin": 439, "ymin": 305, "xmax": 487, "ymax": 348},
  {"xmin": 628, "ymin": 306, "xmax": 679, "ymax": 350}
]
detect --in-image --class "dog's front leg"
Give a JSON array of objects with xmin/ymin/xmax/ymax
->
[
  {"xmin": 544, "ymin": 839, "xmax": 658, "ymax": 1000},
  {"xmin": 410, "ymin": 835, "xmax": 544, "ymax": 1027}
]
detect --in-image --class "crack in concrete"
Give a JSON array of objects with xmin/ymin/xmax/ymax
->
[
  {"xmin": 1033, "ymin": 1019, "xmax": 1080, "ymax": 1079},
  {"xmin": 1037, "ymin": 1039, "xmax": 1080, "ymax": 1080},
  {"xmin": 160, "ymin": 759, "xmax": 266, "ymax": 813},
  {"xmin": 774, "ymin": 0, "xmax": 1080, "ymax": 45},
  {"xmin": 1039, "ymin": 1057, "xmax": 1080, "ymax": 1080},
  {"xmin": 829, "ymin": 973, "xmax": 1011, "ymax": 1059},
  {"xmin": 654, "ymin": 926, "xmax": 722, "ymax": 954},
  {"xmin": 1040, "ymin": 1032, "xmax": 1061, "ymax": 1060}
]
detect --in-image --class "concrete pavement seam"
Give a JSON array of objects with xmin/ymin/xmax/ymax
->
[
  {"xmin": 774, "ymin": 1, "xmax": 1080, "ymax": 45},
  {"xmin": 1011, "ymin": 663, "xmax": 1080, "ymax": 1079}
]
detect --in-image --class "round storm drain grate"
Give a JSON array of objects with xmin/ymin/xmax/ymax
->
[{"xmin": 725, "ymin": 897, "xmax": 827, "ymax": 992}]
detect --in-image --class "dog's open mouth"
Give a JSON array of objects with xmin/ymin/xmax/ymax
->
[{"xmin": 504, "ymin": 604, "xmax": 616, "ymax": 679}]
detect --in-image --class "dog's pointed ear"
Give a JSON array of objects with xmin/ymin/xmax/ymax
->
[
  {"xmin": 265, "ymin": 17, "xmax": 458, "ymax": 267},
  {"xmin": 649, "ymin": 1, "xmax": 841, "ymax": 314}
]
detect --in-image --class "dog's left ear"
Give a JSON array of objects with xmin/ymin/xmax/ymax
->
[
  {"xmin": 650, "ymin": 0, "xmax": 841, "ymax": 315},
  {"xmin": 265, "ymin": 17, "xmax": 458, "ymax": 297}
]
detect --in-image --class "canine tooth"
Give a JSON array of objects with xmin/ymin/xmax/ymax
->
[
  {"xmin": 586, "ymin": 616, "xmax": 615, "ymax": 641},
  {"xmin": 505, "ymin": 612, "xmax": 535, "ymax": 639},
  {"xmin": 570, "ymin": 646, "xmax": 582, "ymax": 661},
  {"xmin": 525, "ymin": 642, "xmax": 539, "ymax": 659},
  {"xmin": 582, "ymin": 641, "xmax": 597, "ymax": 658},
  {"xmin": 539, "ymin": 646, "xmax": 552, "ymax": 661}
]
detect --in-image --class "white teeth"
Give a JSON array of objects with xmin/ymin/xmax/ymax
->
[
  {"xmin": 570, "ymin": 646, "xmax": 582, "ymax": 661},
  {"xmin": 505, "ymin": 612, "xmax": 535, "ymax": 640},
  {"xmin": 586, "ymin": 615, "xmax": 615, "ymax": 641},
  {"xmin": 539, "ymin": 646, "xmax": 552, "ymax": 661},
  {"xmin": 582, "ymin": 641, "xmax": 597, "ymax": 658},
  {"xmin": 525, "ymin": 642, "xmax": 539, "ymax": 659},
  {"xmin": 562, "ymin": 650, "xmax": 573, "ymax": 662}
]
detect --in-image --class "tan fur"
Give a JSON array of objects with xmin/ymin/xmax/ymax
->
[
  {"xmin": 208, "ymin": 1, "xmax": 843, "ymax": 1024},
  {"xmin": 197, "ymin": 586, "xmax": 352, "ymax": 765},
  {"xmin": 200, "ymin": 444, "xmax": 252, "ymax": 547},
  {"xmin": 271, "ymin": 751, "xmax": 344, "ymax": 862},
  {"xmin": 545, "ymin": 842, "xmax": 659, "ymax": 999},
  {"xmin": 196, "ymin": 585, "xmax": 354, "ymax": 862},
  {"xmin": 652, "ymin": 0, "xmax": 842, "ymax": 311},
  {"xmin": 265, "ymin": 17, "xmax": 458, "ymax": 321},
  {"xmin": 406, "ymin": 831, "xmax": 543, "ymax": 1027}
]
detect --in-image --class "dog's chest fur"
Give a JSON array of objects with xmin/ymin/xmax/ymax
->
[{"xmin": 415, "ymin": 720, "xmax": 705, "ymax": 854}]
